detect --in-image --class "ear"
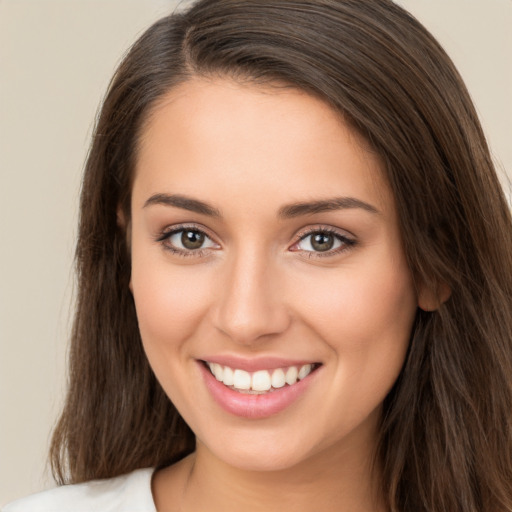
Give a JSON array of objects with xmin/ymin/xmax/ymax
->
[
  {"xmin": 116, "ymin": 206, "xmax": 127, "ymax": 229},
  {"xmin": 117, "ymin": 206, "xmax": 133, "ymax": 293},
  {"xmin": 116, "ymin": 206, "xmax": 131, "ymax": 241},
  {"xmin": 418, "ymin": 281, "xmax": 451, "ymax": 312}
]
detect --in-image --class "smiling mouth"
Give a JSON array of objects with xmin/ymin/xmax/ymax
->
[{"xmin": 203, "ymin": 361, "xmax": 321, "ymax": 394}]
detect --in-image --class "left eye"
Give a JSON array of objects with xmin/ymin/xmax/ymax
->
[
  {"xmin": 295, "ymin": 231, "xmax": 346, "ymax": 252},
  {"xmin": 167, "ymin": 229, "xmax": 217, "ymax": 251}
]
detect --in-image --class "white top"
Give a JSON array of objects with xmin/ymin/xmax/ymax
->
[{"xmin": 2, "ymin": 468, "xmax": 156, "ymax": 512}]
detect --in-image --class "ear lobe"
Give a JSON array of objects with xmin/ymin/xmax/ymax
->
[
  {"xmin": 117, "ymin": 205, "xmax": 132, "ymax": 246},
  {"xmin": 117, "ymin": 207, "xmax": 127, "ymax": 229},
  {"xmin": 418, "ymin": 282, "xmax": 451, "ymax": 311},
  {"xmin": 117, "ymin": 206, "xmax": 133, "ymax": 295}
]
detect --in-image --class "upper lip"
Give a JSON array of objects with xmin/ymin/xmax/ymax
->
[{"xmin": 199, "ymin": 355, "xmax": 320, "ymax": 372}]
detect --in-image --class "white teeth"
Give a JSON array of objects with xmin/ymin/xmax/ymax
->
[
  {"xmin": 251, "ymin": 370, "xmax": 272, "ymax": 392},
  {"xmin": 211, "ymin": 363, "xmax": 223, "ymax": 381},
  {"xmin": 206, "ymin": 362, "xmax": 317, "ymax": 393},
  {"xmin": 285, "ymin": 366, "xmax": 298, "ymax": 385},
  {"xmin": 298, "ymin": 364, "xmax": 312, "ymax": 380},
  {"xmin": 222, "ymin": 366, "xmax": 234, "ymax": 386},
  {"xmin": 233, "ymin": 369, "xmax": 251, "ymax": 390},
  {"xmin": 271, "ymin": 368, "xmax": 286, "ymax": 388}
]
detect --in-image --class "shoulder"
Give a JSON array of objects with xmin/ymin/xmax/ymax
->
[{"xmin": 2, "ymin": 468, "xmax": 156, "ymax": 512}]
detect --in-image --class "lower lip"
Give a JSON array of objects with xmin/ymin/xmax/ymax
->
[{"xmin": 199, "ymin": 362, "xmax": 319, "ymax": 419}]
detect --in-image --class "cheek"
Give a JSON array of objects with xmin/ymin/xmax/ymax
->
[
  {"xmin": 296, "ymin": 261, "xmax": 416, "ymax": 432},
  {"xmin": 293, "ymin": 253, "xmax": 417, "ymax": 401},
  {"xmin": 130, "ymin": 252, "xmax": 217, "ymax": 414},
  {"xmin": 297, "ymin": 256, "xmax": 416, "ymax": 349},
  {"xmin": 130, "ymin": 248, "xmax": 213, "ymax": 353}
]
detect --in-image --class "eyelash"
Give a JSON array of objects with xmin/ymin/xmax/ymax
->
[
  {"xmin": 292, "ymin": 226, "xmax": 357, "ymax": 258},
  {"xmin": 156, "ymin": 224, "xmax": 216, "ymax": 258},
  {"xmin": 155, "ymin": 224, "xmax": 357, "ymax": 259}
]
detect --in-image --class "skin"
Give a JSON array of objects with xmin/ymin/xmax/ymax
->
[{"xmin": 128, "ymin": 78, "xmax": 422, "ymax": 511}]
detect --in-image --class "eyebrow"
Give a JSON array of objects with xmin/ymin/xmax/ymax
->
[
  {"xmin": 143, "ymin": 193, "xmax": 221, "ymax": 217},
  {"xmin": 143, "ymin": 193, "xmax": 379, "ymax": 218},
  {"xmin": 278, "ymin": 197, "xmax": 380, "ymax": 218}
]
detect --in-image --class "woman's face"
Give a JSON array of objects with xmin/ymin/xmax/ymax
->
[{"xmin": 130, "ymin": 78, "xmax": 418, "ymax": 471}]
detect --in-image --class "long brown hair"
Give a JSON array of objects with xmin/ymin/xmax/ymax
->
[{"xmin": 50, "ymin": 1, "xmax": 512, "ymax": 510}]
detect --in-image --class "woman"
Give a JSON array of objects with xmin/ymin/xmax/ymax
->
[{"xmin": 4, "ymin": 0, "xmax": 512, "ymax": 511}]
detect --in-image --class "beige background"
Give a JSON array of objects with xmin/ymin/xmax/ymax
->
[{"xmin": 1, "ymin": 0, "xmax": 511, "ymax": 505}]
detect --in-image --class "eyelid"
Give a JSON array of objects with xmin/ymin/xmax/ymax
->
[
  {"xmin": 157, "ymin": 223, "xmax": 218, "ymax": 242},
  {"xmin": 156, "ymin": 223, "xmax": 221, "ymax": 255},
  {"xmin": 289, "ymin": 225, "xmax": 357, "ymax": 255},
  {"xmin": 294, "ymin": 224, "xmax": 355, "ymax": 241}
]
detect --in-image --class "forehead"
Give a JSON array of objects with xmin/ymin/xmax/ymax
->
[{"xmin": 133, "ymin": 78, "xmax": 392, "ymax": 216}]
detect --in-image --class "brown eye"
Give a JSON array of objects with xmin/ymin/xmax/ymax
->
[
  {"xmin": 165, "ymin": 228, "xmax": 218, "ymax": 253},
  {"xmin": 292, "ymin": 229, "xmax": 354, "ymax": 255},
  {"xmin": 181, "ymin": 230, "xmax": 205, "ymax": 250},
  {"xmin": 311, "ymin": 233, "xmax": 335, "ymax": 252}
]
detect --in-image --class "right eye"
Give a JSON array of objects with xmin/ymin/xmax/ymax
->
[{"xmin": 158, "ymin": 227, "xmax": 220, "ymax": 256}]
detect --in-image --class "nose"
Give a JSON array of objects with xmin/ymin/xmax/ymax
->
[{"xmin": 212, "ymin": 249, "xmax": 291, "ymax": 345}]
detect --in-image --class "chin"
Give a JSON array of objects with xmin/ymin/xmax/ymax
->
[
  {"xmin": 218, "ymin": 448, "xmax": 308, "ymax": 473},
  {"xmin": 198, "ymin": 427, "xmax": 320, "ymax": 473}
]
